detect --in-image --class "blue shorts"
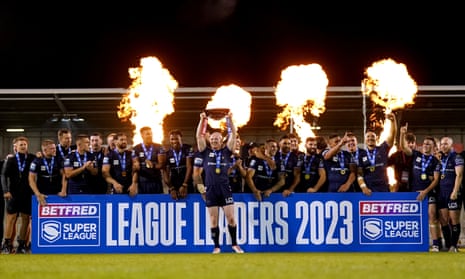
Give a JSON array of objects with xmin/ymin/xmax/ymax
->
[{"xmin": 205, "ymin": 184, "xmax": 234, "ymax": 207}]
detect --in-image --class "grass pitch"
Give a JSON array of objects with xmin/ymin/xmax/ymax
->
[{"xmin": 1, "ymin": 252, "xmax": 465, "ymax": 279}]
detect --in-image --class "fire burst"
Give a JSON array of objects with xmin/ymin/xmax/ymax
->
[
  {"xmin": 206, "ymin": 84, "xmax": 252, "ymax": 130},
  {"xmin": 362, "ymin": 58, "xmax": 417, "ymax": 141},
  {"xmin": 118, "ymin": 56, "xmax": 178, "ymax": 143},
  {"xmin": 274, "ymin": 64, "xmax": 328, "ymax": 149}
]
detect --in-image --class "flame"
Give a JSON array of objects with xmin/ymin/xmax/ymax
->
[
  {"xmin": 387, "ymin": 145, "xmax": 397, "ymax": 189},
  {"xmin": 206, "ymin": 84, "xmax": 252, "ymax": 130},
  {"xmin": 362, "ymin": 58, "xmax": 418, "ymax": 114},
  {"xmin": 274, "ymin": 64, "xmax": 328, "ymax": 150},
  {"xmin": 118, "ymin": 56, "xmax": 178, "ymax": 143}
]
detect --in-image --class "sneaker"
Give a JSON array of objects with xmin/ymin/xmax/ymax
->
[
  {"xmin": 431, "ymin": 245, "xmax": 440, "ymax": 252},
  {"xmin": 212, "ymin": 248, "xmax": 221, "ymax": 254},
  {"xmin": 449, "ymin": 246, "xmax": 459, "ymax": 253},
  {"xmin": 232, "ymin": 245, "xmax": 244, "ymax": 253},
  {"xmin": 16, "ymin": 244, "xmax": 27, "ymax": 254},
  {"xmin": 1, "ymin": 244, "xmax": 12, "ymax": 255}
]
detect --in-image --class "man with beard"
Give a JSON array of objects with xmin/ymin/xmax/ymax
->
[
  {"xmin": 88, "ymin": 132, "xmax": 110, "ymax": 194},
  {"xmin": 277, "ymin": 134, "xmax": 302, "ymax": 197},
  {"xmin": 292, "ymin": 137, "xmax": 326, "ymax": 193},
  {"xmin": 357, "ymin": 112, "xmax": 397, "ymax": 195},
  {"xmin": 102, "ymin": 133, "xmax": 138, "ymax": 196}
]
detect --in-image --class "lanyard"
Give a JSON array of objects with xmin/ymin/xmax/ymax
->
[
  {"xmin": 441, "ymin": 153, "xmax": 450, "ymax": 174},
  {"xmin": 75, "ymin": 151, "xmax": 87, "ymax": 167},
  {"xmin": 58, "ymin": 144, "xmax": 70, "ymax": 159},
  {"xmin": 172, "ymin": 147, "xmax": 182, "ymax": 167},
  {"xmin": 304, "ymin": 154, "xmax": 315, "ymax": 173},
  {"xmin": 367, "ymin": 148, "xmax": 377, "ymax": 166},
  {"xmin": 117, "ymin": 151, "xmax": 127, "ymax": 171},
  {"xmin": 215, "ymin": 150, "xmax": 222, "ymax": 174},
  {"xmin": 142, "ymin": 144, "xmax": 153, "ymax": 160},
  {"xmin": 280, "ymin": 151, "xmax": 291, "ymax": 169},
  {"xmin": 43, "ymin": 157, "xmax": 55, "ymax": 176},
  {"xmin": 338, "ymin": 152, "xmax": 346, "ymax": 170},
  {"xmin": 15, "ymin": 153, "xmax": 26, "ymax": 172},
  {"xmin": 421, "ymin": 154, "xmax": 433, "ymax": 173}
]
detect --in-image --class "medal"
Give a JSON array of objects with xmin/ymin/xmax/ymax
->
[
  {"xmin": 121, "ymin": 171, "xmax": 127, "ymax": 177},
  {"xmin": 145, "ymin": 159, "xmax": 153, "ymax": 168},
  {"xmin": 340, "ymin": 170, "xmax": 346, "ymax": 175},
  {"xmin": 441, "ymin": 174, "xmax": 445, "ymax": 179},
  {"xmin": 421, "ymin": 173, "xmax": 427, "ymax": 180},
  {"xmin": 369, "ymin": 166, "xmax": 375, "ymax": 172},
  {"xmin": 215, "ymin": 168, "xmax": 221, "ymax": 174},
  {"xmin": 305, "ymin": 174, "xmax": 310, "ymax": 180}
]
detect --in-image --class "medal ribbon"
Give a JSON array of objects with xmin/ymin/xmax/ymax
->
[
  {"xmin": 58, "ymin": 144, "xmax": 70, "ymax": 160},
  {"xmin": 15, "ymin": 153, "xmax": 26, "ymax": 172},
  {"xmin": 441, "ymin": 153, "xmax": 450, "ymax": 176},
  {"xmin": 367, "ymin": 148, "xmax": 377, "ymax": 167},
  {"xmin": 117, "ymin": 151, "xmax": 127, "ymax": 172},
  {"xmin": 43, "ymin": 157, "xmax": 55, "ymax": 176},
  {"xmin": 338, "ymin": 152, "xmax": 345, "ymax": 171},
  {"xmin": 304, "ymin": 154, "xmax": 315, "ymax": 174},
  {"xmin": 421, "ymin": 154, "xmax": 433, "ymax": 174},
  {"xmin": 142, "ymin": 144, "xmax": 153, "ymax": 160},
  {"xmin": 75, "ymin": 151, "xmax": 87, "ymax": 167},
  {"xmin": 215, "ymin": 150, "xmax": 222, "ymax": 171},
  {"xmin": 173, "ymin": 148, "xmax": 182, "ymax": 168}
]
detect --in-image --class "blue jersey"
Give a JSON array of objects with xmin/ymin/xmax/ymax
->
[
  {"xmin": 64, "ymin": 151, "xmax": 95, "ymax": 194},
  {"xmin": 358, "ymin": 141, "xmax": 391, "ymax": 192},
  {"xmin": 438, "ymin": 151, "xmax": 464, "ymax": 196},
  {"xmin": 410, "ymin": 150, "xmax": 440, "ymax": 192},
  {"xmin": 297, "ymin": 153, "xmax": 325, "ymax": 192},
  {"xmin": 29, "ymin": 156, "xmax": 62, "ymax": 195},
  {"xmin": 248, "ymin": 156, "xmax": 279, "ymax": 192},
  {"xmin": 323, "ymin": 149, "xmax": 355, "ymax": 192}
]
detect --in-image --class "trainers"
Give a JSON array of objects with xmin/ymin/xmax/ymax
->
[
  {"xmin": 212, "ymin": 247, "xmax": 221, "ymax": 254},
  {"xmin": 1, "ymin": 244, "xmax": 12, "ymax": 255},
  {"xmin": 232, "ymin": 245, "xmax": 244, "ymax": 253},
  {"xmin": 449, "ymin": 246, "xmax": 459, "ymax": 253},
  {"xmin": 16, "ymin": 244, "xmax": 27, "ymax": 254},
  {"xmin": 431, "ymin": 245, "xmax": 440, "ymax": 252}
]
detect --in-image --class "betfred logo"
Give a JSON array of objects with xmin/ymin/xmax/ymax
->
[
  {"xmin": 359, "ymin": 201, "xmax": 420, "ymax": 215},
  {"xmin": 40, "ymin": 203, "xmax": 99, "ymax": 217}
]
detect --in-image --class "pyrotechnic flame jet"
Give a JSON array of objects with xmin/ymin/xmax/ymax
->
[
  {"xmin": 118, "ymin": 56, "xmax": 178, "ymax": 144},
  {"xmin": 274, "ymin": 64, "xmax": 328, "ymax": 152}
]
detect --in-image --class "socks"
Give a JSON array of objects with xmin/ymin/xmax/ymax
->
[
  {"xmin": 442, "ymin": 225, "xmax": 452, "ymax": 248},
  {"xmin": 451, "ymin": 223, "xmax": 461, "ymax": 247},
  {"xmin": 228, "ymin": 225, "xmax": 238, "ymax": 246},
  {"xmin": 211, "ymin": 227, "xmax": 220, "ymax": 248}
]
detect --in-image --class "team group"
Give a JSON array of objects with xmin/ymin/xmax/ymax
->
[{"xmin": 1, "ymin": 111, "xmax": 464, "ymax": 254}]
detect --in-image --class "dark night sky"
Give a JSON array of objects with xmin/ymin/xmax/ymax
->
[{"xmin": 1, "ymin": 1, "xmax": 463, "ymax": 89}]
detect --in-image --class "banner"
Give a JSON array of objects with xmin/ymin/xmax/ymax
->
[{"xmin": 31, "ymin": 192, "xmax": 428, "ymax": 253}]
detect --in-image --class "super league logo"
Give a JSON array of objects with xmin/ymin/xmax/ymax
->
[
  {"xmin": 41, "ymin": 221, "xmax": 62, "ymax": 243},
  {"xmin": 362, "ymin": 218, "xmax": 383, "ymax": 241}
]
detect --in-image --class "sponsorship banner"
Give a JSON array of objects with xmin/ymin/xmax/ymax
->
[{"xmin": 31, "ymin": 192, "xmax": 428, "ymax": 253}]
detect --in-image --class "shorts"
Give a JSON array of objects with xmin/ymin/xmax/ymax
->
[
  {"xmin": 6, "ymin": 195, "xmax": 32, "ymax": 215},
  {"xmin": 205, "ymin": 184, "xmax": 234, "ymax": 207}
]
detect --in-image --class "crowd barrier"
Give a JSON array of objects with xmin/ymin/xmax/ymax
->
[{"xmin": 31, "ymin": 192, "xmax": 428, "ymax": 253}]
